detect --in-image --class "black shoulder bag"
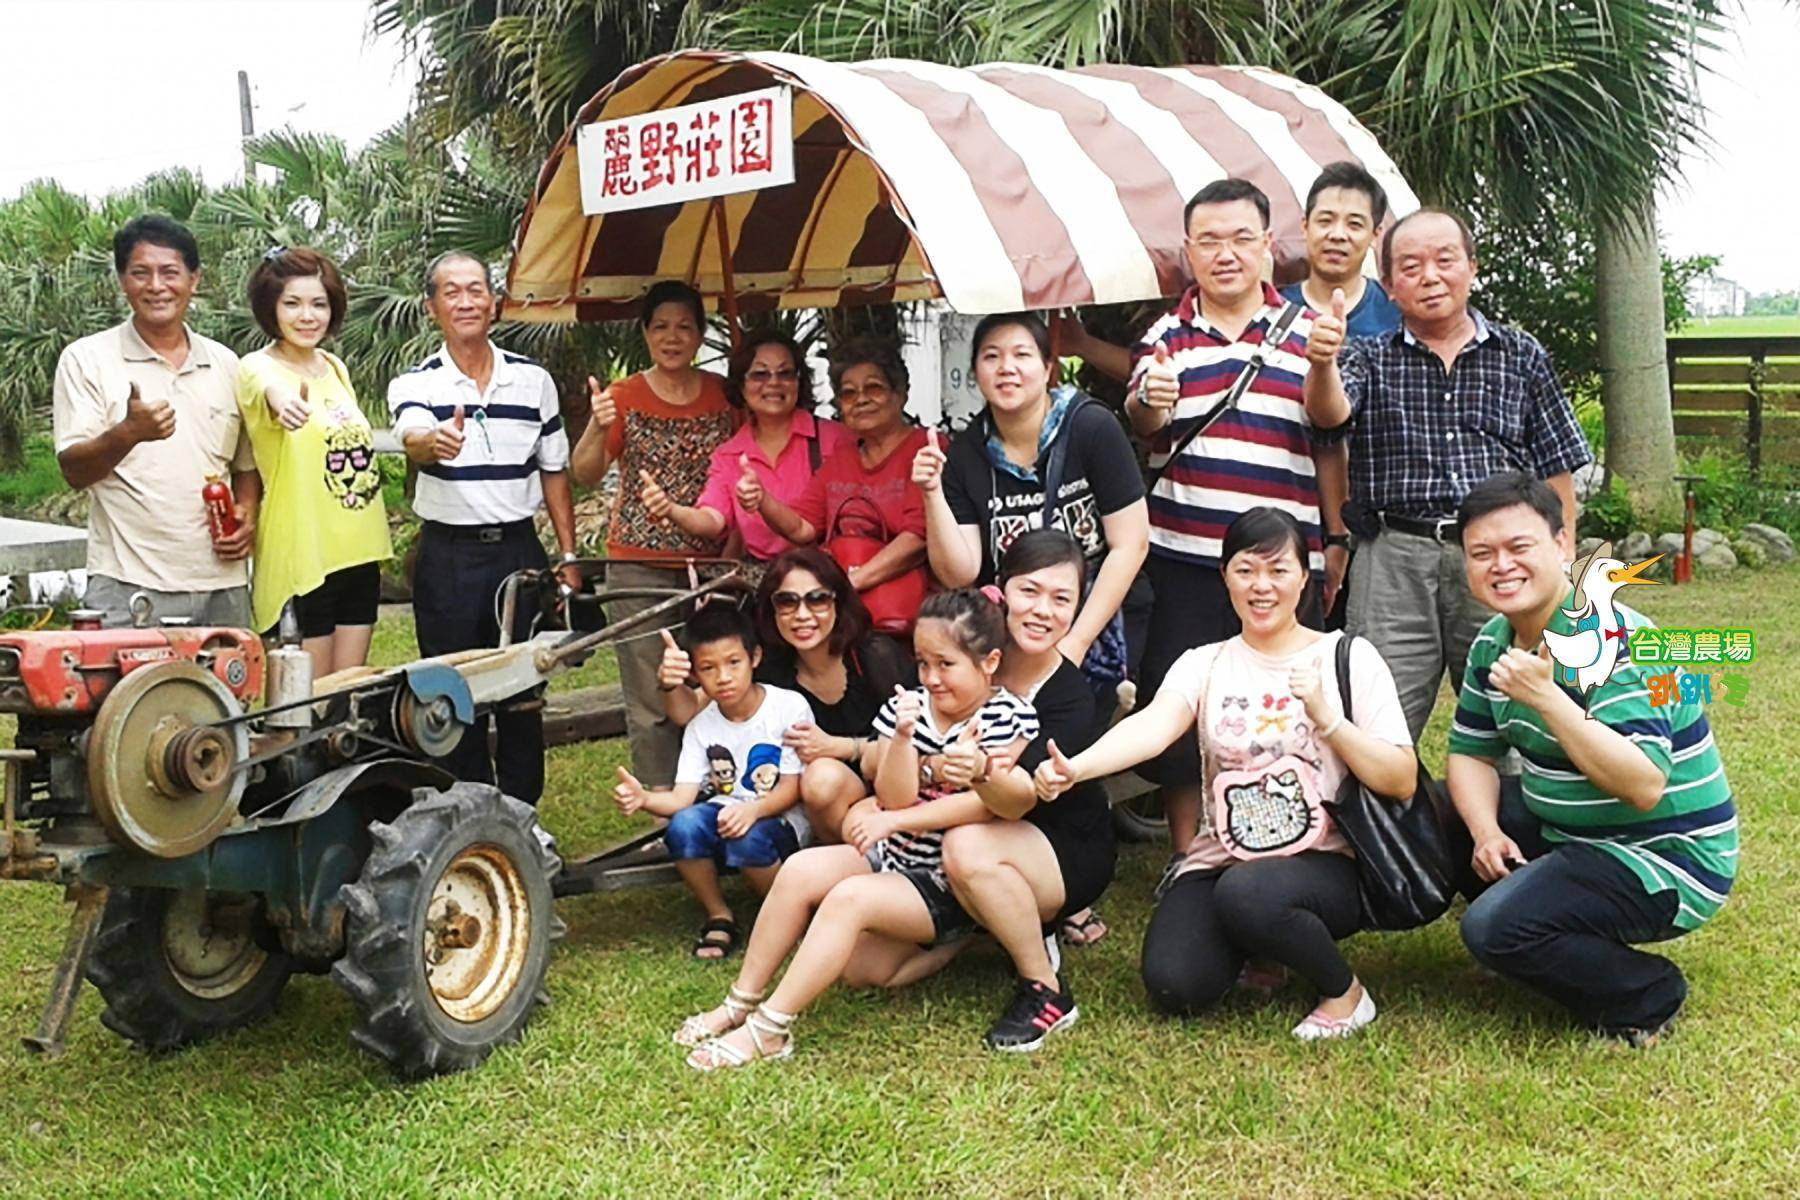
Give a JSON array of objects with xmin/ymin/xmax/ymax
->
[
  {"xmin": 1143, "ymin": 300, "xmax": 1304, "ymax": 491},
  {"xmin": 1324, "ymin": 634, "xmax": 1459, "ymax": 931}
]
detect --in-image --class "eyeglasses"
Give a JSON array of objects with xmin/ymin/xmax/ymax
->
[
  {"xmin": 1185, "ymin": 232, "xmax": 1266, "ymax": 257},
  {"xmin": 836, "ymin": 382, "xmax": 890, "ymax": 403},
  {"xmin": 745, "ymin": 367, "xmax": 798, "ymax": 386},
  {"xmin": 772, "ymin": 588, "xmax": 837, "ymax": 613}
]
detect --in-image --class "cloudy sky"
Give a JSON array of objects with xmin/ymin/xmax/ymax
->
[{"xmin": 3, "ymin": 0, "xmax": 1795, "ymax": 292}]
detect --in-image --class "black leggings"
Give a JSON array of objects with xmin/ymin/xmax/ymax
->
[{"xmin": 1140, "ymin": 852, "xmax": 1362, "ymax": 1015}]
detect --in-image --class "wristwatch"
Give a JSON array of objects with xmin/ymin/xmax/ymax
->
[
  {"xmin": 559, "ymin": 550, "xmax": 579, "ymax": 564},
  {"xmin": 1324, "ymin": 533, "xmax": 1351, "ymax": 549},
  {"xmin": 920, "ymin": 757, "xmax": 936, "ymax": 787}
]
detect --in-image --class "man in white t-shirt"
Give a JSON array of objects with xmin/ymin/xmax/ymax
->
[{"xmin": 614, "ymin": 604, "xmax": 814, "ymax": 959}]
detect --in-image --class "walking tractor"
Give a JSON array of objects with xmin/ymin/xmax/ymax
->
[{"xmin": 0, "ymin": 568, "xmax": 740, "ymax": 1079}]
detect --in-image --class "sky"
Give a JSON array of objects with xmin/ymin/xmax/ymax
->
[{"xmin": 2, "ymin": 0, "xmax": 1796, "ymax": 292}]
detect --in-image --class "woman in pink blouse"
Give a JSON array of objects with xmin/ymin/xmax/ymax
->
[{"xmin": 640, "ymin": 329, "xmax": 851, "ymax": 566}]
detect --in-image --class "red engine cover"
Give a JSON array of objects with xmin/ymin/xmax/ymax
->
[{"xmin": 0, "ymin": 627, "xmax": 265, "ymax": 715}]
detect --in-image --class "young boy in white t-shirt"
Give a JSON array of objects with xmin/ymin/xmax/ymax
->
[{"xmin": 614, "ymin": 603, "xmax": 814, "ymax": 959}]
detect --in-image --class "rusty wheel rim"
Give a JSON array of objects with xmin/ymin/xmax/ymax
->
[
  {"xmin": 423, "ymin": 845, "xmax": 529, "ymax": 1024},
  {"xmin": 161, "ymin": 890, "xmax": 270, "ymax": 1000}
]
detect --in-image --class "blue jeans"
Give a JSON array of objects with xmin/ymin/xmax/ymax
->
[
  {"xmin": 1461, "ymin": 843, "xmax": 1686, "ymax": 1034},
  {"xmin": 664, "ymin": 803, "xmax": 797, "ymax": 869}
]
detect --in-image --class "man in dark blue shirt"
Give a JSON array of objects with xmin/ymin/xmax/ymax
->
[{"xmin": 1302, "ymin": 208, "xmax": 1591, "ymax": 739}]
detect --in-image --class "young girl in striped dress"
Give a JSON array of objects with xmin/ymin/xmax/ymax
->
[{"xmin": 675, "ymin": 587, "xmax": 1037, "ymax": 1070}]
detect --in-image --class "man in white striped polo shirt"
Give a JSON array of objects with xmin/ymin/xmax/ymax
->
[
  {"xmin": 387, "ymin": 252, "xmax": 579, "ymax": 805},
  {"xmin": 1122, "ymin": 178, "xmax": 1346, "ymax": 869}
]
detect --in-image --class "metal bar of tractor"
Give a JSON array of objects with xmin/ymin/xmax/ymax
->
[
  {"xmin": 21, "ymin": 883, "xmax": 108, "ymax": 1057},
  {"xmin": 542, "ymin": 570, "xmax": 748, "ymax": 672}
]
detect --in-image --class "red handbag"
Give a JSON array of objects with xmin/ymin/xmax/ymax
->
[{"xmin": 825, "ymin": 493, "xmax": 926, "ymax": 635}]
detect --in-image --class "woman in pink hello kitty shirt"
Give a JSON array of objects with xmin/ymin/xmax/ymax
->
[{"xmin": 1035, "ymin": 507, "xmax": 1416, "ymax": 1040}]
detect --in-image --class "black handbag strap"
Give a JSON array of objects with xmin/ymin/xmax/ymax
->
[
  {"xmin": 1333, "ymin": 631, "xmax": 1356, "ymax": 727},
  {"xmin": 981, "ymin": 396, "xmax": 1091, "ymax": 566},
  {"xmin": 1146, "ymin": 300, "xmax": 1304, "ymax": 491},
  {"xmin": 807, "ymin": 426, "xmax": 822, "ymax": 473}
]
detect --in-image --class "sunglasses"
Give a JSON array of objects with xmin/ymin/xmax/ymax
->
[{"xmin": 772, "ymin": 588, "xmax": 837, "ymax": 613}]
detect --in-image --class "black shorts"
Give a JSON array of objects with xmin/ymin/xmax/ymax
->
[
  {"xmin": 868, "ymin": 850, "xmax": 976, "ymax": 947},
  {"xmin": 290, "ymin": 562, "xmax": 381, "ymax": 639}
]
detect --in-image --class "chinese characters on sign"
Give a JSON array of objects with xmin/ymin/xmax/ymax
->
[
  {"xmin": 1629, "ymin": 627, "xmax": 1755, "ymax": 666},
  {"xmin": 577, "ymin": 86, "xmax": 795, "ymax": 215}
]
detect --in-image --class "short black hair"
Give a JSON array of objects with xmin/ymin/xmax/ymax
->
[
  {"xmin": 641, "ymin": 280, "xmax": 706, "ymax": 329},
  {"xmin": 998, "ymin": 528, "xmax": 1087, "ymax": 593},
  {"xmin": 828, "ymin": 336, "xmax": 910, "ymax": 398},
  {"xmin": 683, "ymin": 601, "xmax": 757, "ymax": 656},
  {"xmin": 424, "ymin": 251, "xmax": 491, "ymax": 298},
  {"xmin": 727, "ymin": 327, "xmax": 815, "ymax": 411},
  {"xmin": 113, "ymin": 214, "xmax": 200, "ymax": 274},
  {"xmin": 969, "ymin": 312, "xmax": 1053, "ymax": 375},
  {"xmin": 1184, "ymin": 178, "xmax": 1271, "ymax": 233},
  {"xmin": 1219, "ymin": 507, "xmax": 1314, "ymax": 609},
  {"xmin": 1456, "ymin": 471, "xmax": 1564, "ymax": 540},
  {"xmin": 1304, "ymin": 161, "xmax": 1389, "ymax": 225},
  {"xmin": 1379, "ymin": 207, "xmax": 1475, "ymax": 279}
]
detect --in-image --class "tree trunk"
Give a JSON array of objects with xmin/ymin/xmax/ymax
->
[{"xmin": 1595, "ymin": 199, "xmax": 1681, "ymax": 531}]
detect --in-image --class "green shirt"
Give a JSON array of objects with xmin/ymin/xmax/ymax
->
[{"xmin": 1448, "ymin": 601, "xmax": 1736, "ymax": 930}]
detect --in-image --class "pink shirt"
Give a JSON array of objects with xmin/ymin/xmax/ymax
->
[
  {"xmin": 696, "ymin": 410, "xmax": 855, "ymax": 561},
  {"xmin": 1159, "ymin": 632, "xmax": 1411, "ymax": 874}
]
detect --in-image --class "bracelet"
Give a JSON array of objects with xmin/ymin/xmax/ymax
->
[
  {"xmin": 844, "ymin": 736, "xmax": 863, "ymax": 764},
  {"xmin": 1316, "ymin": 713, "xmax": 1345, "ymax": 740},
  {"xmin": 559, "ymin": 550, "xmax": 579, "ymax": 564}
]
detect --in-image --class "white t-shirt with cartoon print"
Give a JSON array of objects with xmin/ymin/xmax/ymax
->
[
  {"xmin": 1158, "ymin": 631, "xmax": 1411, "ymax": 874},
  {"xmin": 674, "ymin": 684, "xmax": 816, "ymax": 845}
]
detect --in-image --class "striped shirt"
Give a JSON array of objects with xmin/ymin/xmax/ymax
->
[
  {"xmin": 1128, "ymin": 284, "xmax": 1323, "ymax": 573},
  {"xmin": 387, "ymin": 343, "xmax": 571, "ymax": 525},
  {"xmin": 1448, "ymin": 603, "xmax": 1736, "ymax": 930},
  {"xmin": 870, "ymin": 687, "xmax": 1038, "ymax": 875}
]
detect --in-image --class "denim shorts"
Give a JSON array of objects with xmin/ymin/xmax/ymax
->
[
  {"xmin": 866, "ymin": 848, "xmax": 977, "ymax": 947},
  {"xmin": 664, "ymin": 803, "xmax": 797, "ymax": 869}
]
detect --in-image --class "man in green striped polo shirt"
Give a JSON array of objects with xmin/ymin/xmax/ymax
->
[{"xmin": 1446, "ymin": 472, "xmax": 1736, "ymax": 1045}]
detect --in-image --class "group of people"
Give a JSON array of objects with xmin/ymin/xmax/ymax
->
[{"xmin": 52, "ymin": 157, "xmax": 1735, "ymax": 1071}]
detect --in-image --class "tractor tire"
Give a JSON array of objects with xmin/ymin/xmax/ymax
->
[
  {"xmin": 86, "ymin": 887, "xmax": 293, "ymax": 1052},
  {"xmin": 331, "ymin": 782, "xmax": 563, "ymax": 1081},
  {"xmin": 1111, "ymin": 785, "xmax": 1170, "ymax": 844}
]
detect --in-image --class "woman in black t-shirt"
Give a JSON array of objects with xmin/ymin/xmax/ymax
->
[
  {"xmin": 913, "ymin": 312, "xmax": 1147, "ymax": 682},
  {"xmin": 938, "ymin": 530, "xmax": 1117, "ymax": 1052},
  {"xmin": 658, "ymin": 546, "xmax": 913, "ymax": 840}
]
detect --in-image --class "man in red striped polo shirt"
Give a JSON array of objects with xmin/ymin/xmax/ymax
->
[{"xmin": 1123, "ymin": 177, "xmax": 1347, "ymax": 879}]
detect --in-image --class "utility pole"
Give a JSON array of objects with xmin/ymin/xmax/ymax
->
[{"xmin": 238, "ymin": 70, "xmax": 255, "ymax": 182}]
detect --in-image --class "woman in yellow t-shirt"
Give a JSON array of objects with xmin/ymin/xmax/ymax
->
[{"xmin": 237, "ymin": 247, "xmax": 391, "ymax": 675}]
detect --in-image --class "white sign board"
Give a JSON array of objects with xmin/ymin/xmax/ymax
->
[
  {"xmin": 936, "ymin": 310, "xmax": 990, "ymax": 434},
  {"xmin": 577, "ymin": 86, "xmax": 795, "ymax": 215}
]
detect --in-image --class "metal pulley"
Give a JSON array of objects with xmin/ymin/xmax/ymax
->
[{"xmin": 86, "ymin": 661, "xmax": 248, "ymax": 858}]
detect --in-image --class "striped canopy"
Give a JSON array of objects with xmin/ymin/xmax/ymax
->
[{"xmin": 504, "ymin": 50, "xmax": 1419, "ymax": 323}]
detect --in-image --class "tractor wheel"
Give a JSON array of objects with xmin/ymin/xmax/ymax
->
[
  {"xmin": 331, "ymin": 782, "xmax": 563, "ymax": 1080},
  {"xmin": 86, "ymin": 887, "xmax": 293, "ymax": 1052},
  {"xmin": 1110, "ymin": 783, "xmax": 1170, "ymax": 844}
]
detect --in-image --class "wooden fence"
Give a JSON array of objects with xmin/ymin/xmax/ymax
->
[{"xmin": 1667, "ymin": 335, "xmax": 1800, "ymax": 477}]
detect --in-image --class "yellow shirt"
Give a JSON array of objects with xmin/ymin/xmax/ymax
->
[
  {"xmin": 51, "ymin": 320, "xmax": 254, "ymax": 592},
  {"xmin": 237, "ymin": 348, "xmax": 392, "ymax": 631}
]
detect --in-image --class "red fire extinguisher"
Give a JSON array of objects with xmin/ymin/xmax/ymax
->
[{"xmin": 202, "ymin": 474, "xmax": 238, "ymax": 540}]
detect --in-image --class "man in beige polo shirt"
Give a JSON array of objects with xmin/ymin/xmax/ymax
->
[{"xmin": 53, "ymin": 214, "xmax": 260, "ymax": 627}]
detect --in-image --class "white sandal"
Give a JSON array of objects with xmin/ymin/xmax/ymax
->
[
  {"xmin": 672, "ymin": 984, "xmax": 764, "ymax": 1047},
  {"xmin": 687, "ymin": 1004, "xmax": 796, "ymax": 1072}
]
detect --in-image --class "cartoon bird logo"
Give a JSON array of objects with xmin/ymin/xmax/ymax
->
[{"xmin": 1541, "ymin": 541, "xmax": 1663, "ymax": 702}]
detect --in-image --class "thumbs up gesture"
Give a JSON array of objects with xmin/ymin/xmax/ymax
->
[
  {"xmin": 639, "ymin": 468, "xmax": 674, "ymax": 521},
  {"xmin": 266, "ymin": 379, "xmax": 313, "ymax": 431},
  {"xmin": 733, "ymin": 453, "xmax": 764, "ymax": 513},
  {"xmin": 938, "ymin": 718, "xmax": 987, "ymax": 788},
  {"xmin": 587, "ymin": 375, "xmax": 616, "ymax": 429},
  {"xmin": 613, "ymin": 766, "xmax": 649, "ymax": 815},
  {"xmin": 1307, "ymin": 288, "xmax": 1349, "ymax": 365},
  {"xmin": 655, "ymin": 627, "xmax": 693, "ymax": 691},
  {"xmin": 890, "ymin": 684, "xmax": 921, "ymax": 739},
  {"xmin": 1033, "ymin": 738, "xmax": 1078, "ymax": 801},
  {"xmin": 911, "ymin": 426, "xmax": 947, "ymax": 493},
  {"xmin": 121, "ymin": 381, "xmax": 176, "ymax": 444},
  {"xmin": 429, "ymin": 401, "xmax": 466, "ymax": 463},
  {"xmin": 1140, "ymin": 342, "xmax": 1180, "ymax": 410}
]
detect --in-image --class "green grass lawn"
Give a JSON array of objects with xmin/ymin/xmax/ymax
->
[
  {"xmin": 2, "ymin": 569, "xmax": 1797, "ymax": 1196},
  {"xmin": 1672, "ymin": 314, "xmax": 1800, "ymax": 340}
]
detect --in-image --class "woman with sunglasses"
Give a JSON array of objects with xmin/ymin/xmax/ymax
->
[
  {"xmin": 638, "ymin": 329, "xmax": 852, "ymax": 571},
  {"xmin": 660, "ymin": 547, "xmax": 914, "ymax": 842}
]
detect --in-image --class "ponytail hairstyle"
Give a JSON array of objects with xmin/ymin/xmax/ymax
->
[{"xmin": 916, "ymin": 587, "xmax": 1008, "ymax": 663}]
